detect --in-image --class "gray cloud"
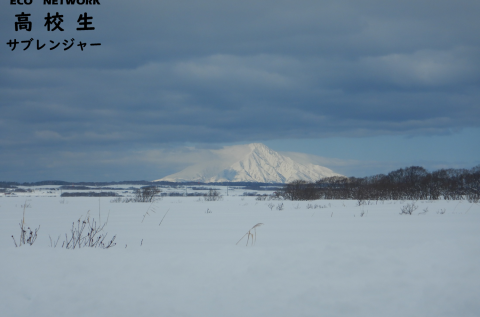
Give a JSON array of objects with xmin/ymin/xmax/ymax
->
[{"xmin": 1, "ymin": 0, "xmax": 479, "ymax": 180}]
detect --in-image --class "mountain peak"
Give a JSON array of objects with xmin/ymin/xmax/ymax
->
[
  {"xmin": 249, "ymin": 142, "xmax": 268, "ymax": 149},
  {"xmin": 155, "ymin": 143, "xmax": 341, "ymax": 183}
]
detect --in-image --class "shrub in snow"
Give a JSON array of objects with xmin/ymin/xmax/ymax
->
[
  {"xmin": 400, "ymin": 202, "xmax": 418, "ymax": 215},
  {"xmin": 51, "ymin": 213, "xmax": 116, "ymax": 249},
  {"xmin": 12, "ymin": 222, "xmax": 40, "ymax": 247},
  {"xmin": 11, "ymin": 202, "xmax": 40, "ymax": 247},
  {"xmin": 419, "ymin": 207, "xmax": 429, "ymax": 215},
  {"xmin": 269, "ymin": 191, "xmax": 284, "ymax": 200},
  {"xmin": 204, "ymin": 189, "xmax": 222, "ymax": 201},
  {"xmin": 134, "ymin": 186, "xmax": 161, "ymax": 202}
]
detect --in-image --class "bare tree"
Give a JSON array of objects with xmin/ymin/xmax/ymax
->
[
  {"xmin": 134, "ymin": 186, "xmax": 161, "ymax": 202},
  {"xmin": 283, "ymin": 180, "xmax": 319, "ymax": 201},
  {"xmin": 204, "ymin": 189, "xmax": 222, "ymax": 201},
  {"xmin": 400, "ymin": 202, "xmax": 418, "ymax": 215}
]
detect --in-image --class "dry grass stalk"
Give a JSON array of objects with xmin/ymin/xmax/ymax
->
[
  {"xmin": 236, "ymin": 223, "xmax": 264, "ymax": 246},
  {"xmin": 12, "ymin": 200, "xmax": 40, "ymax": 247},
  {"xmin": 142, "ymin": 201, "xmax": 159, "ymax": 223},
  {"xmin": 158, "ymin": 209, "xmax": 170, "ymax": 226},
  {"xmin": 56, "ymin": 211, "xmax": 116, "ymax": 249}
]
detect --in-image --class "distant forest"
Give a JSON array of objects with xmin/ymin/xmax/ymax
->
[
  {"xmin": 2, "ymin": 165, "xmax": 479, "ymax": 202},
  {"xmin": 283, "ymin": 166, "xmax": 480, "ymax": 202}
]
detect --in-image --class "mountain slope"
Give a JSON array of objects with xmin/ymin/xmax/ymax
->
[{"xmin": 155, "ymin": 143, "xmax": 341, "ymax": 183}]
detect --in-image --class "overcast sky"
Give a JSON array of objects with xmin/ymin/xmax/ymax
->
[{"xmin": 1, "ymin": 0, "xmax": 479, "ymax": 181}]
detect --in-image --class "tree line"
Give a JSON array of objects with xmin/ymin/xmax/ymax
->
[{"xmin": 282, "ymin": 166, "xmax": 480, "ymax": 202}]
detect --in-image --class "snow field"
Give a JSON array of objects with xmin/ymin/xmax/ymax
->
[{"xmin": 1, "ymin": 195, "xmax": 479, "ymax": 317}]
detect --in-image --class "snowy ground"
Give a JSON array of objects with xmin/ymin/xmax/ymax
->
[{"xmin": 1, "ymin": 189, "xmax": 479, "ymax": 317}]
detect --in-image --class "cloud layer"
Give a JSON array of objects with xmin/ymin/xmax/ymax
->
[{"xmin": 1, "ymin": 0, "xmax": 479, "ymax": 180}]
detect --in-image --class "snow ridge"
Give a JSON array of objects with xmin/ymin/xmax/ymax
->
[{"xmin": 155, "ymin": 143, "xmax": 341, "ymax": 183}]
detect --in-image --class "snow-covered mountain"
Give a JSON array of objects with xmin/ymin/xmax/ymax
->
[{"xmin": 154, "ymin": 143, "xmax": 341, "ymax": 183}]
